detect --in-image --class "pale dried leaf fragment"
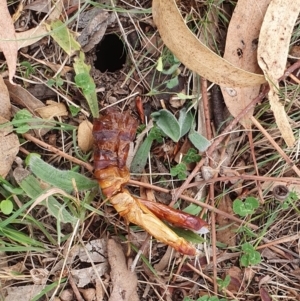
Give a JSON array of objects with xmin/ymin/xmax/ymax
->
[
  {"xmin": 5, "ymin": 285, "xmax": 45, "ymax": 301},
  {"xmin": 220, "ymin": 0, "xmax": 270, "ymax": 128},
  {"xmin": 152, "ymin": 0, "xmax": 266, "ymax": 87},
  {"xmin": 35, "ymin": 101, "xmax": 68, "ymax": 119},
  {"xmin": 257, "ymin": 0, "xmax": 300, "ymax": 147},
  {"xmin": 78, "ymin": 120, "xmax": 93, "ymax": 152},
  {"xmin": 108, "ymin": 239, "xmax": 139, "ymax": 301},
  {"xmin": 0, "ymin": 77, "xmax": 19, "ymax": 178},
  {"xmin": 0, "ymin": 76, "xmax": 11, "ymax": 120},
  {"xmin": 0, "ymin": 0, "xmax": 18, "ymax": 84}
]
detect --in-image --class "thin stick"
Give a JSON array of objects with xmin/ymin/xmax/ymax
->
[
  {"xmin": 23, "ymin": 133, "xmax": 94, "ymax": 173},
  {"xmin": 250, "ymin": 116, "xmax": 300, "ymax": 177}
]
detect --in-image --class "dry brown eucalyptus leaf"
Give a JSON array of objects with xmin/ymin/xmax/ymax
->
[
  {"xmin": 0, "ymin": 0, "xmax": 18, "ymax": 84},
  {"xmin": 220, "ymin": 0, "xmax": 270, "ymax": 128},
  {"xmin": 5, "ymin": 80, "xmax": 45, "ymax": 114},
  {"xmin": 152, "ymin": 0, "xmax": 266, "ymax": 87},
  {"xmin": 257, "ymin": 0, "xmax": 299, "ymax": 147},
  {"xmin": 78, "ymin": 120, "xmax": 93, "ymax": 152},
  {"xmin": 108, "ymin": 239, "xmax": 139, "ymax": 301}
]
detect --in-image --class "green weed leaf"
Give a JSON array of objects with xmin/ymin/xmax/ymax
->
[
  {"xmin": 170, "ymin": 163, "xmax": 187, "ymax": 180},
  {"xmin": 26, "ymin": 154, "xmax": 97, "ymax": 193},
  {"xmin": 18, "ymin": 173, "xmax": 77, "ymax": 224},
  {"xmin": 0, "ymin": 199, "xmax": 13, "ymax": 215},
  {"xmin": 73, "ymin": 52, "xmax": 99, "ymax": 118},
  {"xmin": 166, "ymin": 76, "xmax": 179, "ymax": 89},
  {"xmin": 240, "ymin": 243, "xmax": 261, "ymax": 266},
  {"xmin": 183, "ymin": 203, "xmax": 202, "ymax": 215},
  {"xmin": 183, "ymin": 148, "xmax": 201, "ymax": 164},
  {"xmin": 188, "ymin": 127, "xmax": 211, "ymax": 152},
  {"xmin": 233, "ymin": 197, "xmax": 259, "ymax": 217},
  {"xmin": 131, "ymin": 126, "xmax": 164, "ymax": 173},
  {"xmin": 47, "ymin": 20, "xmax": 81, "ymax": 56},
  {"xmin": 12, "ymin": 109, "xmax": 32, "ymax": 122},
  {"xmin": 178, "ymin": 108, "xmax": 193, "ymax": 137},
  {"xmin": 151, "ymin": 109, "xmax": 181, "ymax": 142},
  {"xmin": 217, "ymin": 275, "xmax": 231, "ymax": 290}
]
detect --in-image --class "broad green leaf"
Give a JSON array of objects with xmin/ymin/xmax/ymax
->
[
  {"xmin": 166, "ymin": 76, "xmax": 179, "ymax": 89},
  {"xmin": 18, "ymin": 173, "xmax": 76, "ymax": 224},
  {"xmin": 188, "ymin": 127, "xmax": 211, "ymax": 152},
  {"xmin": 131, "ymin": 135, "xmax": 154, "ymax": 174},
  {"xmin": 131, "ymin": 126, "xmax": 164, "ymax": 174},
  {"xmin": 0, "ymin": 227, "xmax": 45, "ymax": 247},
  {"xmin": 151, "ymin": 109, "xmax": 180, "ymax": 142},
  {"xmin": 74, "ymin": 52, "xmax": 99, "ymax": 118},
  {"xmin": 0, "ymin": 199, "xmax": 13, "ymax": 215},
  {"xmin": 178, "ymin": 108, "xmax": 193, "ymax": 137},
  {"xmin": 26, "ymin": 154, "xmax": 97, "ymax": 193},
  {"xmin": 47, "ymin": 20, "xmax": 81, "ymax": 56}
]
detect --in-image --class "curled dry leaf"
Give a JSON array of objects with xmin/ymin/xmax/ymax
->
[
  {"xmin": 0, "ymin": 0, "xmax": 18, "ymax": 84},
  {"xmin": 107, "ymin": 239, "xmax": 139, "ymax": 301},
  {"xmin": 78, "ymin": 120, "xmax": 93, "ymax": 152},
  {"xmin": 152, "ymin": 0, "xmax": 266, "ymax": 87},
  {"xmin": 257, "ymin": 0, "xmax": 300, "ymax": 147},
  {"xmin": 220, "ymin": 0, "xmax": 270, "ymax": 128}
]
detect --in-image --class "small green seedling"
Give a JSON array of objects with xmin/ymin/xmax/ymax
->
[
  {"xmin": 217, "ymin": 275, "xmax": 231, "ymax": 291},
  {"xmin": 233, "ymin": 197, "xmax": 259, "ymax": 217},
  {"xmin": 69, "ymin": 105, "xmax": 81, "ymax": 117},
  {"xmin": 240, "ymin": 242, "xmax": 261, "ymax": 267},
  {"xmin": 171, "ymin": 148, "xmax": 201, "ymax": 180},
  {"xmin": 20, "ymin": 61, "xmax": 36, "ymax": 78},
  {"xmin": 183, "ymin": 148, "xmax": 201, "ymax": 163},
  {"xmin": 47, "ymin": 75, "xmax": 64, "ymax": 88},
  {"xmin": 11, "ymin": 109, "xmax": 33, "ymax": 134},
  {"xmin": 170, "ymin": 163, "xmax": 187, "ymax": 180}
]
